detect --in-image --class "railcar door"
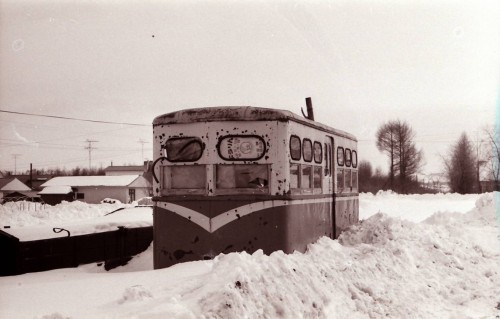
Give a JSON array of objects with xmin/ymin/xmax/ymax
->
[{"xmin": 325, "ymin": 136, "xmax": 335, "ymax": 238}]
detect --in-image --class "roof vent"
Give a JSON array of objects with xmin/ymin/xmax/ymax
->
[{"xmin": 301, "ymin": 97, "xmax": 315, "ymax": 121}]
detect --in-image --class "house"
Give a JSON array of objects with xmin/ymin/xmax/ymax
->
[
  {"xmin": 104, "ymin": 165, "xmax": 145, "ymax": 176},
  {"xmin": 480, "ymin": 180, "xmax": 499, "ymax": 192},
  {"xmin": 39, "ymin": 175, "xmax": 152, "ymax": 204},
  {"xmin": 104, "ymin": 161, "xmax": 153, "ymax": 184},
  {"xmin": 0, "ymin": 178, "xmax": 33, "ymax": 202}
]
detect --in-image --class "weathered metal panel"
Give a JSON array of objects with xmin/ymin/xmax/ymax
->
[
  {"xmin": 0, "ymin": 226, "xmax": 153, "ymax": 276},
  {"xmin": 153, "ymin": 106, "xmax": 357, "ymax": 141},
  {"xmin": 153, "ymin": 197, "xmax": 333, "ymax": 269}
]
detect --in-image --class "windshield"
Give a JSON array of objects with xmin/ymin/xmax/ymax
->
[{"xmin": 165, "ymin": 137, "xmax": 204, "ymax": 162}]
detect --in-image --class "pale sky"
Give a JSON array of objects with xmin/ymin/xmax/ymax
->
[{"xmin": 1, "ymin": 0, "xmax": 499, "ymax": 175}]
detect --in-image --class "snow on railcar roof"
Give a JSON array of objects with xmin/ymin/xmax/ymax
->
[{"xmin": 153, "ymin": 106, "xmax": 357, "ymax": 141}]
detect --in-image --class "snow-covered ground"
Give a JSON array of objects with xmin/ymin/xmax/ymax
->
[{"xmin": 0, "ymin": 192, "xmax": 499, "ymax": 319}]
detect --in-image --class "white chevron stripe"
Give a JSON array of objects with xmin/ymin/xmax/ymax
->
[
  {"xmin": 158, "ymin": 196, "xmax": 358, "ymax": 233},
  {"xmin": 159, "ymin": 202, "xmax": 211, "ymax": 231}
]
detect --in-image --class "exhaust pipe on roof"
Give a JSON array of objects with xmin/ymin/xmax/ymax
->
[{"xmin": 301, "ymin": 97, "xmax": 315, "ymax": 121}]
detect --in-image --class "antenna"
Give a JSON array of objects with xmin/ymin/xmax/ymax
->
[
  {"xmin": 138, "ymin": 139, "xmax": 149, "ymax": 161},
  {"xmin": 12, "ymin": 154, "xmax": 21, "ymax": 174},
  {"xmin": 84, "ymin": 139, "xmax": 98, "ymax": 170}
]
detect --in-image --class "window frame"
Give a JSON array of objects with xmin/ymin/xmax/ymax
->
[
  {"xmin": 217, "ymin": 135, "xmax": 267, "ymax": 161},
  {"xmin": 303, "ymin": 138, "xmax": 313, "ymax": 162},
  {"xmin": 337, "ymin": 147, "xmax": 345, "ymax": 166},
  {"xmin": 162, "ymin": 164, "xmax": 207, "ymax": 195},
  {"xmin": 352, "ymin": 150, "xmax": 358, "ymax": 168},
  {"xmin": 345, "ymin": 148, "xmax": 352, "ymax": 167},
  {"xmin": 290, "ymin": 135, "xmax": 302, "ymax": 161},
  {"xmin": 214, "ymin": 164, "xmax": 270, "ymax": 195},
  {"xmin": 165, "ymin": 136, "xmax": 205, "ymax": 163},
  {"xmin": 336, "ymin": 168, "xmax": 344, "ymax": 192},
  {"xmin": 313, "ymin": 141, "xmax": 322, "ymax": 164}
]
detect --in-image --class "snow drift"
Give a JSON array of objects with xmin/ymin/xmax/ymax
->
[{"xmin": 0, "ymin": 193, "xmax": 499, "ymax": 319}]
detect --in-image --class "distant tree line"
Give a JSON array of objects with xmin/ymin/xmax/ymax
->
[
  {"xmin": 443, "ymin": 127, "xmax": 499, "ymax": 193},
  {"xmin": 5, "ymin": 166, "xmax": 106, "ymax": 177},
  {"xmin": 360, "ymin": 120, "xmax": 499, "ymax": 194}
]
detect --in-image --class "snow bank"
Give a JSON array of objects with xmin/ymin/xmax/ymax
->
[
  {"xmin": 0, "ymin": 200, "xmax": 131, "ymax": 228},
  {"xmin": 2, "ymin": 207, "xmax": 153, "ymax": 241},
  {"xmin": 359, "ymin": 191, "xmax": 480, "ymax": 222},
  {"xmin": 1, "ymin": 193, "xmax": 499, "ymax": 319}
]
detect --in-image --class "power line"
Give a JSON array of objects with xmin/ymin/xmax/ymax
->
[{"xmin": 0, "ymin": 109, "xmax": 149, "ymax": 127}]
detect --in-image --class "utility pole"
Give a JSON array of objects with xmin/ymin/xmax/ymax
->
[
  {"xmin": 138, "ymin": 139, "xmax": 148, "ymax": 162},
  {"xmin": 12, "ymin": 154, "xmax": 21, "ymax": 174},
  {"xmin": 84, "ymin": 139, "xmax": 98, "ymax": 170}
]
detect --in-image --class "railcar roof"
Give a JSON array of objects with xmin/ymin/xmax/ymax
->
[{"xmin": 153, "ymin": 106, "xmax": 357, "ymax": 141}]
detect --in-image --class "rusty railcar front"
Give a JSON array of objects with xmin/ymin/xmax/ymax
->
[{"xmin": 152, "ymin": 106, "xmax": 358, "ymax": 268}]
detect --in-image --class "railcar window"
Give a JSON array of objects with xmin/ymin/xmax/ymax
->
[
  {"xmin": 345, "ymin": 149, "xmax": 352, "ymax": 167},
  {"xmin": 337, "ymin": 168, "xmax": 344, "ymax": 191},
  {"xmin": 290, "ymin": 163, "xmax": 299, "ymax": 188},
  {"xmin": 352, "ymin": 150, "xmax": 358, "ymax": 168},
  {"xmin": 165, "ymin": 137, "xmax": 204, "ymax": 162},
  {"xmin": 313, "ymin": 166, "xmax": 322, "ymax": 188},
  {"xmin": 313, "ymin": 142, "xmax": 322, "ymax": 164},
  {"xmin": 167, "ymin": 165, "xmax": 206, "ymax": 189},
  {"xmin": 303, "ymin": 139, "xmax": 313, "ymax": 162},
  {"xmin": 302, "ymin": 165, "xmax": 312, "ymax": 188},
  {"xmin": 290, "ymin": 136, "xmax": 301, "ymax": 161},
  {"xmin": 352, "ymin": 171, "xmax": 358, "ymax": 190},
  {"xmin": 345, "ymin": 169, "xmax": 352, "ymax": 190},
  {"xmin": 218, "ymin": 135, "xmax": 266, "ymax": 161},
  {"xmin": 216, "ymin": 164, "xmax": 269, "ymax": 189},
  {"xmin": 337, "ymin": 147, "xmax": 344, "ymax": 166}
]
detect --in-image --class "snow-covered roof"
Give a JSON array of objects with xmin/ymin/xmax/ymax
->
[
  {"xmin": 105, "ymin": 165, "xmax": 144, "ymax": 172},
  {"xmin": 0, "ymin": 178, "xmax": 31, "ymax": 192},
  {"xmin": 38, "ymin": 186, "xmax": 73, "ymax": 195},
  {"xmin": 40, "ymin": 175, "xmax": 141, "ymax": 187}
]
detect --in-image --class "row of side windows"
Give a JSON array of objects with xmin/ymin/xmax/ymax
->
[
  {"xmin": 337, "ymin": 169, "xmax": 358, "ymax": 192},
  {"xmin": 337, "ymin": 147, "xmax": 358, "ymax": 168},
  {"xmin": 289, "ymin": 135, "xmax": 329, "ymax": 192},
  {"xmin": 290, "ymin": 135, "xmax": 323, "ymax": 163}
]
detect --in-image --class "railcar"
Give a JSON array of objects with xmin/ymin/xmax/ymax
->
[{"xmin": 152, "ymin": 100, "xmax": 358, "ymax": 268}]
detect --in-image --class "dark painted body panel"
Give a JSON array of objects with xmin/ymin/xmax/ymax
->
[{"xmin": 153, "ymin": 198, "xmax": 333, "ymax": 268}]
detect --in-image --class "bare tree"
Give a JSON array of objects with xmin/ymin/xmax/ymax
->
[
  {"xmin": 376, "ymin": 119, "xmax": 424, "ymax": 193},
  {"xmin": 445, "ymin": 132, "xmax": 476, "ymax": 194},
  {"xmin": 394, "ymin": 120, "xmax": 424, "ymax": 192},
  {"xmin": 376, "ymin": 121, "xmax": 398, "ymax": 188},
  {"xmin": 484, "ymin": 126, "xmax": 500, "ymax": 190}
]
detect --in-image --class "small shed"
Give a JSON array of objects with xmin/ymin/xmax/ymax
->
[
  {"xmin": 0, "ymin": 178, "xmax": 32, "ymax": 201},
  {"xmin": 38, "ymin": 186, "xmax": 74, "ymax": 205},
  {"xmin": 40, "ymin": 175, "xmax": 151, "ymax": 204}
]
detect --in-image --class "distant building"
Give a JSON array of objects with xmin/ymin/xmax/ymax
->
[
  {"xmin": 480, "ymin": 180, "xmax": 499, "ymax": 192},
  {"xmin": 0, "ymin": 177, "xmax": 34, "ymax": 202},
  {"xmin": 104, "ymin": 165, "xmax": 145, "ymax": 176},
  {"xmin": 39, "ymin": 175, "xmax": 152, "ymax": 204},
  {"xmin": 104, "ymin": 161, "xmax": 153, "ymax": 184},
  {"xmin": 10, "ymin": 174, "xmax": 54, "ymax": 191},
  {"xmin": 417, "ymin": 173, "xmax": 449, "ymax": 193}
]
